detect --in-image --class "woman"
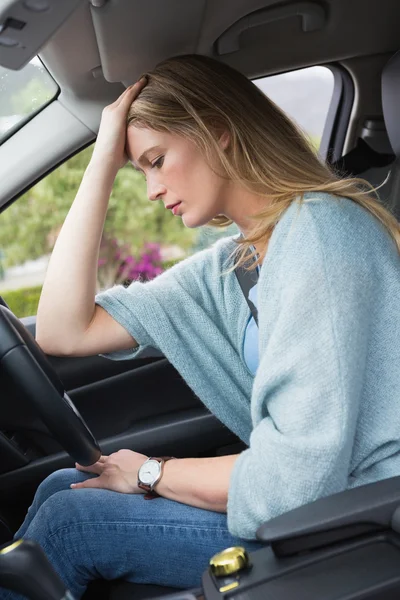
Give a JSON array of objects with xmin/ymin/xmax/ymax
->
[{"xmin": 4, "ymin": 54, "xmax": 400, "ymax": 597}]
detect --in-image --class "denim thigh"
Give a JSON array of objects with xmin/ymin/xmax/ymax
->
[{"xmin": 1, "ymin": 469, "xmax": 262, "ymax": 599}]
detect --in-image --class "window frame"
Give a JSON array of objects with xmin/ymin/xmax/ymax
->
[
  {"xmin": 252, "ymin": 62, "xmax": 354, "ymax": 164},
  {"xmin": 319, "ymin": 64, "xmax": 355, "ymax": 163}
]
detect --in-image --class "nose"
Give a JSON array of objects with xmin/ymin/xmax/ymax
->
[{"xmin": 147, "ymin": 178, "xmax": 166, "ymax": 202}]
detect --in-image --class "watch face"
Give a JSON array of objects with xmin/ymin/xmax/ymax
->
[{"xmin": 139, "ymin": 459, "xmax": 161, "ymax": 485}]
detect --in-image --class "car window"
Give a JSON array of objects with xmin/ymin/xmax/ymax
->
[
  {"xmin": 0, "ymin": 146, "xmax": 199, "ymax": 316},
  {"xmin": 0, "ymin": 66, "xmax": 334, "ymax": 317},
  {"xmin": 0, "ymin": 57, "xmax": 58, "ymax": 144},
  {"xmin": 253, "ymin": 66, "xmax": 334, "ymax": 150}
]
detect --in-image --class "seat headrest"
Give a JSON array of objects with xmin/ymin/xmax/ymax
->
[{"xmin": 382, "ymin": 50, "xmax": 400, "ymax": 158}]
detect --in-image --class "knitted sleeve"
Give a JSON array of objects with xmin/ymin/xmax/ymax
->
[
  {"xmin": 94, "ymin": 235, "xmax": 256, "ymax": 442},
  {"xmin": 94, "ymin": 243, "xmax": 216, "ymax": 361}
]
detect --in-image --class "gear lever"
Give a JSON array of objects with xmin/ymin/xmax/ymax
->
[{"xmin": 0, "ymin": 539, "xmax": 74, "ymax": 600}]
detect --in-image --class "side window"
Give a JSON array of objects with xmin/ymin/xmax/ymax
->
[
  {"xmin": 0, "ymin": 57, "xmax": 58, "ymax": 144},
  {"xmin": 0, "ymin": 146, "xmax": 199, "ymax": 317},
  {"xmin": 253, "ymin": 66, "xmax": 335, "ymax": 150},
  {"xmin": 0, "ymin": 66, "xmax": 335, "ymax": 318}
]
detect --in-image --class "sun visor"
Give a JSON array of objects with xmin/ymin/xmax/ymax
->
[
  {"xmin": 89, "ymin": 0, "xmax": 205, "ymax": 84},
  {"xmin": 0, "ymin": 0, "xmax": 85, "ymax": 70}
]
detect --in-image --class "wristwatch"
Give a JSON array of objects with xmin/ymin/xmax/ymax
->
[{"xmin": 137, "ymin": 456, "xmax": 174, "ymax": 499}]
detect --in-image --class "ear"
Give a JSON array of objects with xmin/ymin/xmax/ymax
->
[{"xmin": 218, "ymin": 130, "xmax": 230, "ymax": 151}]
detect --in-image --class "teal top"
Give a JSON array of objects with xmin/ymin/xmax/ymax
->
[{"xmin": 95, "ymin": 192, "xmax": 400, "ymax": 540}]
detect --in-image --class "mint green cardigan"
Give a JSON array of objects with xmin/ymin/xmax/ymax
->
[{"xmin": 95, "ymin": 192, "xmax": 400, "ymax": 540}]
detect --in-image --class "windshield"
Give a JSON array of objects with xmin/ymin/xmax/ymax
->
[{"xmin": 0, "ymin": 56, "xmax": 58, "ymax": 145}]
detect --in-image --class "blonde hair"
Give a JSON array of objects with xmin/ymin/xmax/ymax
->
[{"xmin": 127, "ymin": 54, "xmax": 400, "ymax": 271}]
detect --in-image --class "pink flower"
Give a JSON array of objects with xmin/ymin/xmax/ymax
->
[{"xmin": 98, "ymin": 236, "xmax": 164, "ymax": 287}]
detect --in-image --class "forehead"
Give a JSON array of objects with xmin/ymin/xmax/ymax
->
[{"xmin": 126, "ymin": 127, "xmax": 168, "ymax": 163}]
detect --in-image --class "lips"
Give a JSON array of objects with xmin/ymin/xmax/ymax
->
[
  {"xmin": 171, "ymin": 202, "xmax": 182, "ymax": 215},
  {"xmin": 166, "ymin": 202, "xmax": 181, "ymax": 210}
]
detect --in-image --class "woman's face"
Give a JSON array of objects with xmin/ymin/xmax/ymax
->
[{"xmin": 126, "ymin": 126, "xmax": 230, "ymax": 228}]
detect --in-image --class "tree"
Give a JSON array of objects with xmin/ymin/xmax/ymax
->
[
  {"xmin": 0, "ymin": 146, "xmax": 198, "ymax": 268},
  {"xmin": 0, "ymin": 60, "xmax": 235, "ymax": 278}
]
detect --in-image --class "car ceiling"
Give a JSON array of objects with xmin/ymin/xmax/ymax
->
[
  {"xmin": 40, "ymin": 0, "xmax": 400, "ymax": 95},
  {"xmin": 1, "ymin": 0, "xmax": 400, "ymax": 210}
]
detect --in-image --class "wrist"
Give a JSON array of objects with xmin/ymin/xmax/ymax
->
[
  {"xmin": 137, "ymin": 456, "xmax": 176, "ymax": 499},
  {"xmin": 153, "ymin": 458, "xmax": 176, "ymax": 496},
  {"xmin": 86, "ymin": 157, "xmax": 119, "ymax": 181}
]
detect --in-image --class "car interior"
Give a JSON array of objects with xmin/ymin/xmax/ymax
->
[{"xmin": 0, "ymin": 0, "xmax": 400, "ymax": 599}]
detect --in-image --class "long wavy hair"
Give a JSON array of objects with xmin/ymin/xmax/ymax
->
[{"xmin": 127, "ymin": 54, "xmax": 400, "ymax": 271}]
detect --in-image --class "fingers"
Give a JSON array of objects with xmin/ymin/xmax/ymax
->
[
  {"xmin": 75, "ymin": 458, "xmax": 105, "ymax": 475},
  {"xmin": 70, "ymin": 477, "xmax": 104, "ymax": 490},
  {"xmin": 77, "ymin": 455, "xmax": 106, "ymax": 465},
  {"xmin": 73, "ymin": 455, "xmax": 108, "ymax": 488},
  {"xmin": 115, "ymin": 76, "xmax": 147, "ymax": 108}
]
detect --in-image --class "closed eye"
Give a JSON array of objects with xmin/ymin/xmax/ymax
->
[{"xmin": 151, "ymin": 156, "xmax": 164, "ymax": 169}]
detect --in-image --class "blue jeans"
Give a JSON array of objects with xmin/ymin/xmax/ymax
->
[{"xmin": 0, "ymin": 469, "xmax": 263, "ymax": 599}]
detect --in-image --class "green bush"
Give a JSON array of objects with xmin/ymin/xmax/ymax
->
[
  {"xmin": 161, "ymin": 258, "xmax": 182, "ymax": 270},
  {"xmin": 2, "ymin": 285, "xmax": 42, "ymax": 318}
]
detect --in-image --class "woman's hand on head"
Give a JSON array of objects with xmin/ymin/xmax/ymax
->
[
  {"xmin": 72, "ymin": 449, "xmax": 149, "ymax": 494},
  {"xmin": 90, "ymin": 77, "xmax": 147, "ymax": 173}
]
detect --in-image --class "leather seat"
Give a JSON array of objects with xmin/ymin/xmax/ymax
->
[{"xmin": 362, "ymin": 50, "xmax": 400, "ymax": 220}]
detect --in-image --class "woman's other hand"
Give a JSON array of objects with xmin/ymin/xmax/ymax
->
[
  {"xmin": 72, "ymin": 449, "xmax": 149, "ymax": 494},
  {"xmin": 90, "ymin": 77, "xmax": 147, "ymax": 173}
]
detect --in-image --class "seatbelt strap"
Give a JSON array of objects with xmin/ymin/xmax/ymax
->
[
  {"xmin": 234, "ymin": 253, "xmax": 259, "ymax": 327},
  {"xmin": 331, "ymin": 138, "xmax": 394, "ymax": 177}
]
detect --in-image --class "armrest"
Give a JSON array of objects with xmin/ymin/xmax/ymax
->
[{"xmin": 257, "ymin": 476, "xmax": 400, "ymax": 556}]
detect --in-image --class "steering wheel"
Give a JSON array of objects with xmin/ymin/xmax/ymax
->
[{"xmin": 0, "ymin": 304, "xmax": 101, "ymax": 466}]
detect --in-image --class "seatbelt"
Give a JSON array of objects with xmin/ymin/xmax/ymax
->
[
  {"xmin": 331, "ymin": 138, "xmax": 394, "ymax": 177},
  {"xmin": 235, "ymin": 254, "xmax": 259, "ymax": 327}
]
